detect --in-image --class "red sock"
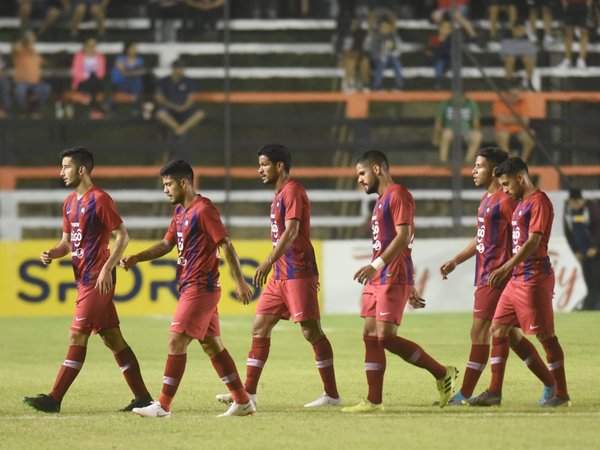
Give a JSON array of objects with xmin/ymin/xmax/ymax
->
[
  {"xmin": 541, "ymin": 336, "xmax": 569, "ymax": 398},
  {"xmin": 244, "ymin": 337, "xmax": 270, "ymax": 395},
  {"xmin": 364, "ymin": 335, "xmax": 386, "ymax": 404},
  {"xmin": 211, "ymin": 349, "xmax": 249, "ymax": 404},
  {"xmin": 488, "ymin": 336, "xmax": 509, "ymax": 395},
  {"xmin": 50, "ymin": 345, "xmax": 87, "ymax": 401},
  {"xmin": 460, "ymin": 344, "xmax": 489, "ymax": 398},
  {"xmin": 380, "ymin": 335, "xmax": 446, "ymax": 379},
  {"xmin": 512, "ymin": 338, "xmax": 554, "ymax": 386},
  {"xmin": 158, "ymin": 353, "xmax": 186, "ymax": 411},
  {"xmin": 114, "ymin": 346, "xmax": 150, "ymax": 398},
  {"xmin": 311, "ymin": 336, "xmax": 339, "ymax": 399}
]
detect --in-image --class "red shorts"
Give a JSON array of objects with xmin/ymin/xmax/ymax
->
[
  {"xmin": 256, "ymin": 276, "xmax": 320, "ymax": 323},
  {"xmin": 170, "ymin": 289, "xmax": 221, "ymax": 340},
  {"xmin": 473, "ymin": 285, "xmax": 505, "ymax": 320},
  {"xmin": 361, "ymin": 283, "xmax": 411, "ymax": 326},
  {"xmin": 493, "ymin": 273, "xmax": 555, "ymax": 335},
  {"xmin": 70, "ymin": 284, "xmax": 120, "ymax": 335}
]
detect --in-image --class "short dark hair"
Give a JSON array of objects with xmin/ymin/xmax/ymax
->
[
  {"xmin": 494, "ymin": 157, "xmax": 528, "ymax": 178},
  {"xmin": 160, "ymin": 159, "xmax": 194, "ymax": 182},
  {"xmin": 257, "ymin": 143, "xmax": 291, "ymax": 173},
  {"xmin": 59, "ymin": 146, "xmax": 94, "ymax": 173},
  {"xmin": 475, "ymin": 147, "xmax": 509, "ymax": 168},
  {"xmin": 569, "ymin": 188, "xmax": 583, "ymax": 200},
  {"xmin": 356, "ymin": 150, "xmax": 389, "ymax": 170}
]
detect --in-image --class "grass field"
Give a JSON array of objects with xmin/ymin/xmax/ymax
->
[{"xmin": 1, "ymin": 312, "xmax": 599, "ymax": 450}]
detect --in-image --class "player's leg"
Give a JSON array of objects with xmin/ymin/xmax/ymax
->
[
  {"xmin": 244, "ymin": 313, "xmax": 279, "ymax": 396},
  {"xmin": 538, "ymin": 332, "xmax": 570, "ymax": 407},
  {"xmin": 300, "ymin": 319, "xmax": 341, "ymax": 406},
  {"xmin": 99, "ymin": 327, "xmax": 152, "ymax": 411},
  {"xmin": 456, "ymin": 316, "xmax": 491, "ymax": 401}
]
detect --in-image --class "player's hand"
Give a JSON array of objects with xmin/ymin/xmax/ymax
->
[
  {"xmin": 95, "ymin": 266, "xmax": 113, "ymax": 295},
  {"xmin": 487, "ymin": 264, "xmax": 512, "ymax": 287},
  {"xmin": 119, "ymin": 255, "xmax": 139, "ymax": 271},
  {"xmin": 439, "ymin": 260, "xmax": 456, "ymax": 280},
  {"xmin": 354, "ymin": 264, "xmax": 376, "ymax": 285},
  {"xmin": 235, "ymin": 281, "xmax": 254, "ymax": 305},
  {"xmin": 586, "ymin": 247, "xmax": 597, "ymax": 258},
  {"xmin": 408, "ymin": 287, "xmax": 426, "ymax": 309},
  {"xmin": 253, "ymin": 259, "xmax": 273, "ymax": 287},
  {"xmin": 40, "ymin": 250, "xmax": 53, "ymax": 265}
]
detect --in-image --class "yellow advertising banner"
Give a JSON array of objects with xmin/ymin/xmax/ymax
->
[{"xmin": 0, "ymin": 240, "xmax": 323, "ymax": 317}]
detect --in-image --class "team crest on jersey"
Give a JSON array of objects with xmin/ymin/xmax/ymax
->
[
  {"xmin": 80, "ymin": 207, "xmax": 85, "ymax": 214},
  {"xmin": 184, "ymin": 220, "xmax": 189, "ymax": 227}
]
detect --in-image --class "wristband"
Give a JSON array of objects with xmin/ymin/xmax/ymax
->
[{"xmin": 370, "ymin": 257, "xmax": 386, "ymax": 270}]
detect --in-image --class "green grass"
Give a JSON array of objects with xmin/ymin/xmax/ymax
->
[{"xmin": 1, "ymin": 313, "xmax": 599, "ymax": 449}]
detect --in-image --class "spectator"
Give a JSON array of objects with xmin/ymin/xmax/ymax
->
[
  {"xmin": 184, "ymin": 0, "xmax": 225, "ymax": 39},
  {"xmin": 69, "ymin": 0, "xmax": 111, "ymax": 39},
  {"xmin": 492, "ymin": 82, "xmax": 535, "ymax": 163},
  {"xmin": 432, "ymin": 92, "xmax": 482, "ymax": 165},
  {"xmin": 488, "ymin": 0, "xmax": 518, "ymax": 41},
  {"xmin": 431, "ymin": 0, "xmax": 478, "ymax": 42},
  {"xmin": 526, "ymin": 0, "xmax": 554, "ymax": 44},
  {"xmin": 0, "ymin": 53, "xmax": 12, "ymax": 117},
  {"xmin": 557, "ymin": 0, "xmax": 590, "ymax": 69},
  {"xmin": 563, "ymin": 188, "xmax": 600, "ymax": 310},
  {"xmin": 365, "ymin": 18, "xmax": 404, "ymax": 91},
  {"xmin": 18, "ymin": 0, "xmax": 69, "ymax": 37},
  {"xmin": 335, "ymin": 15, "xmax": 368, "ymax": 92},
  {"xmin": 11, "ymin": 30, "xmax": 52, "ymax": 118},
  {"xmin": 110, "ymin": 41, "xmax": 148, "ymax": 112},
  {"xmin": 148, "ymin": 0, "xmax": 185, "ymax": 42},
  {"xmin": 71, "ymin": 37, "xmax": 106, "ymax": 118},
  {"xmin": 155, "ymin": 60, "xmax": 205, "ymax": 137},
  {"xmin": 500, "ymin": 21, "xmax": 536, "ymax": 90},
  {"xmin": 427, "ymin": 19, "xmax": 453, "ymax": 90},
  {"xmin": 249, "ymin": 0, "xmax": 279, "ymax": 18}
]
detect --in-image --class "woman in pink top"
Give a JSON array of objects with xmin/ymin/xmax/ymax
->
[{"xmin": 71, "ymin": 37, "xmax": 106, "ymax": 116}]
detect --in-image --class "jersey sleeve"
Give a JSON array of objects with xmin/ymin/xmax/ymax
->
[
  {"xmin": 62, "ymin": 199, "xmax": 71, "ymax": 233},
  {"xmin": 283, "ymin": 187, "xmax": 304, "ymax": 222},
  {"xmin": 528, "ymin": 197, "xmax": 551, "ymax": 235},
  {"xmin": 200, "ymin": 203, "xmax": 228, "ymax": 244},
  {"xmin": 163, "ymin": 214, "xmax": 177, "ymax": 245},
  {"xmin": 390, "ymin": 189, "xmax": 413, "ymax": 226},
  {"xmin": 95, "ymin": 193, "xmax": 123, "ymax": 231}
]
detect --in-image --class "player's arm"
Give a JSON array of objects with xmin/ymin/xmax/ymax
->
[
  {"xmin": 40, "ymin": 232, "xmax": 70, "ymax": 265},
  {"xmin": 487, "ymin": 232, "xmax": 543, "ymax": 287},
  {"xmin": 218, "ymin": 237, "xmax": 253, "ymax": 305},
  {"xmin": 253, "ymin": 218, "xmax": 299, "ymax": 287},
  {"xmin": 354, "ymin": 223, "xmax": 410, "ymax": 285},
  {"xmin": 120, "ymin": 239, "xmax": 175, "ymax": 269},
  {"xmin": 96, "ymin": 223, "xmax": 129, "ymax": 295},
  {"xmin": 439, "ymin": 237, "xmax": 477, "ymax": 279}
]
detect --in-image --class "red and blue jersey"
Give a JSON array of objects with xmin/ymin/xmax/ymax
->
[
  {"xmin": 369, "ymin": 183, "xmax": 415, "ymax": 286},
  {"xmin": 511, "ymin": 189, "xmax": 554, "ymax": 280},
  {"xmin": 164, "ymin": 195, "xmax": 227, "ymax": 293},
  {"xmin": 270, "ymin": 179, "xmax": 318, "ymax": 280},
  {"xmin": 474, "ymin": 190, "xmax": 518, "ymax": 286},
  {"xmin": 62, "ymin": 186, "xmax": 122, "ymax": 286}
]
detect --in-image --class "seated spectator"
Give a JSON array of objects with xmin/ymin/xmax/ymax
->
[
  {"xmin": 335, "ymin": 15, "xmax": 368, "ymax": 92},
  {"xmin": 155, "ymin": 60, "xmax": 205, "ymax": 137},
  {"xmin": 110, "ymin": 41, "xmax": 148, "ymax": 111},
  {"xmin": 426, "ymin": 19, "xmax": 452, "ymax": 90},
  {"xmin": 71, "ymin": 37, "xmax": 106, "ymax": 118},
  {"xmin": 364, "ymin": 18, "xmax": 404, "ymax": 91},
  {"xmin": 488, "ymin": 0, "xmax": 518, "ymax": 41},
  {"xmin": 526, "ymin": 0, "xmax": 554, "ymax": 44},
  {"xmin": 500, "ymin": 21, "xmax": 536, "ymax": 90},
  {"xmin": 69, "ymin": 0, "xmax": 111, "ymax": 39},
  {"xmin": 432, "ymin": 92, "xmax": 482, "ymax": 164},
  {"xmin": 493, "ymin": 82, "xmax": 535, "ymax": 163},
  {"xmin": 184, "ymin": 0, "xmax": 225, "ymax": 39},
  {"xmin": 18, "ymin": 0, "xmax": 68, "ymax": 37},
  {"xmin": 249, "ymin": 0, "xmax": 279, "ymax": 19},
  {"xmin": 431, "ymin": 0, "xmax": 478, "ymax": 42},
  {"xmin": 148, "ymin": 0, "xmax": 185, "ymax": 42},
  {"xmin": 557, "ymin": 0, "xmax": 590, "ymax": 69},
  {"xmin": 11, "ymin": 30, "xmax": 52, "ymax": 118},
  {"xmin": 0, "ymin": 53, "xmax": 12, "ymax": 117}
]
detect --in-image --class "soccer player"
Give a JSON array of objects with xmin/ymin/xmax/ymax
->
[
  {"xmin": 466, "ymin": 157, "xmax": 570, "ymax": 407},
  {"xmin": 439, "ymin": 147, "xmax": 555, "ymax": 405},
  {"xmin": 216, "ymin": 143, "xmax": 341, "ymax": 408},
  {"xmin": 23, "ymin": 146, "xmax": 152, "ymax": 413},
  {"xmin": 119, "ymin": 160, "xmax": 255, "ymax": 418},
  {"xmin": 342, "ymin": 150, "xmax": 457, "ymax": 413}
]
